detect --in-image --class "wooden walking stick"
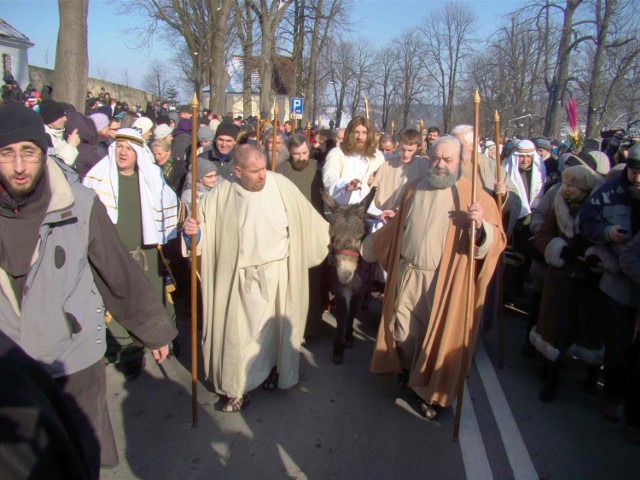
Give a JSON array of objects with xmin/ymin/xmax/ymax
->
[
  {"xmin": 271, "ymin": 103, "xmax": 278, "ymax": 171},
  {"xmin": 189, "ymin": 93, "xmax": 199, "ymax": 427},
  {"xmin": 256, "ymin": 110, "xmax": 261, "ymax": 146},
  {"xmin": 453, "ymin": 90, "xmax": 481, "ymax": 442},
  {"xmin": 419, "ymin": 118, "xmax": 425, "ymax": 156},
  {"xmin": 495, "ymin": 111, "xmax": 506, "ymax": 369},
  {"xmin": 391, "ymin": 119, "xmax": 395, "ymax": 136},
  {"xmin": 364, "ymin": 96, "xmax": 369, "ymax": 119},
  {"xmin": 306, "ymin": 121, "xmax": 311, "ymax": 143}
]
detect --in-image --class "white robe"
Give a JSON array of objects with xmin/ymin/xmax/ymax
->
[{"xmin": 190, "ymin": 172, "xmax": 329, "ymax": 397}]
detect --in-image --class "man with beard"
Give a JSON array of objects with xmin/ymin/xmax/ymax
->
[
  {"xmin": 197, "ymin": 122, "xmax": 239, "ymax": 180},
  {"xmin": 363, "ymin": 136, "xmax": 505, "ymax": 418},
  {"xmin": 262, "ymin": 128, "xmax": 289, "ymax": 170},
  {"xmin": 276, "ymin": 133, "xmax": 324, "ymax": 214},
  {"xmin": 323, "ymin": 116, "xmax": 384, "ymax": 206},
  {"xmin": 0, "ymin": 103, "xmax": 176, "ymax": 478},
  {"xmin": 580, "ymin": 142, "xmax": 640, "ymax": 423},
  {"xmin": 276, "ymin": 134, "xmax": 326, "ymax": 337},
  {"xmin": 183, "ymin": 145, "xmax": 329, "ymax": 412}
]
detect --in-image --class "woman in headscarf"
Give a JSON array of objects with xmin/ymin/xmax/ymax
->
[{"xmin": 530, "ymin": 165, "xmax": 606, "ymax": 402}]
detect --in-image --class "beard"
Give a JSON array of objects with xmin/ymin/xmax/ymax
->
[
  {"xmin": 0, "ymin": 163, "xmax": 45, "ymax": 199},
  {"xmin": 425, "ymin": 166, "xmax": 458, "ymax": 189},
  {"xmin": 290, "ymin": 159, "xmax": 309, "ymax": 171}
]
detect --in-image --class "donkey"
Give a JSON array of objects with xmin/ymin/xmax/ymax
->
[{"xmin": 322, "ymin": 188, "xmax": 376, "ymax": 364}]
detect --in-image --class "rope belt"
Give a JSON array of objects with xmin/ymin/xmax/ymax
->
[{"xmin": 243, "ymin": 265, "xmax": 269, "ymax": 301}]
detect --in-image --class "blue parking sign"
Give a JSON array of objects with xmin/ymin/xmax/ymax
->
[{"xmin": 290, "ymin": 97, "xmax": 304, "ymax": 115}]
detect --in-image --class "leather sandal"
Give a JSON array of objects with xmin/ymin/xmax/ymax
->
[
  {"xmin": 418, "ymin": 400, "xmax": 438, "ymax": 419},
  {"xmin": 222, "ymin": 395, "xmax": 249, "ymax": 413}
]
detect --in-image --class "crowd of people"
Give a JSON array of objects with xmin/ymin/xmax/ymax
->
[{"xmin": 0, "ymin": 87, "xmax": 638, "ymax": 479}]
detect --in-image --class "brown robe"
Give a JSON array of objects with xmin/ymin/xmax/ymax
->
[{"xmin": 367, "ymin": 175, "xmax": 506, "ymax": 407}]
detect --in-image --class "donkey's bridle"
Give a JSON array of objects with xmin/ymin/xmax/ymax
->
[{"xmin": 332, "ymin": 248, "xmax": 360, "ymax": 259}]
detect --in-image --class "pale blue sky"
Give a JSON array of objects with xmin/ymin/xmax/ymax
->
[{"xmin": 2, "ymin": 0, "xmax": 519, "ymax": 91}]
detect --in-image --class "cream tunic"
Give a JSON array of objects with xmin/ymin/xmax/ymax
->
[
  {"xmin": 234, "ymin": 176, "xmax": 290, "ymax": 394},
  {"xmin": 373, "ymin": 155, "xmax": 429, "ymax": 211},
  {"xmin": 393, "ymin": 180, "xmax": 493, "ymax": 372}
]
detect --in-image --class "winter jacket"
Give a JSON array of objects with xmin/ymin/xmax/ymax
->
[
  {"xmin": 0, "ymin": 159, "xmax": 177, "ymax": 379},
  {"xmin": 65, "ymin": 111, "xmax": 102, "ymax": 180},
  {"xmin": 580, "ymin": 170, "xmax": 639, "ymax": 306}
]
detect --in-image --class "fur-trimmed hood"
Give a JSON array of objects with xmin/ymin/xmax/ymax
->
[{"xmin": 553, "ymin": 176, "xmax": 604, "ymax": 238}]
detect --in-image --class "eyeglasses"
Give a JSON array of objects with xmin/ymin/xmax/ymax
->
[{"xmin": 0, "ymin": 149, "xmax": 42, "ymax": 163}]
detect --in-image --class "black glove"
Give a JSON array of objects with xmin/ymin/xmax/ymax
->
[
  {"xmin": 584, "ymin": 254, "xmax": 600, "ymax": 269},
  {"xmin": 560, "ymin": 245, "xmax": 577, "ymax": 262}
]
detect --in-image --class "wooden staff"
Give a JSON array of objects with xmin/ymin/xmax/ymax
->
[
  {"xmin": 189, "ymin": 93, "xmax": 199, "ymax": 427},
  {"xmin": 419, "ymin": 118, "xmax": 425, "ymax": 156},
  {"xmin": 271, "ymin": 103, "xmax": 278, "ymax": 171},
  {"xmin": 364, "ymin": 96, "xmax": 369, "ymax": 119},
  {"xmin": 306, "ymin": 121, "xmax": 311, "ymax": 143},
  {"xmin": 391, "ymin": 120, "xmax": 395, "ymax": 136},
  {"xmin": 495, "ymin": 111, "xmax": 506, "ymax": 369},
  {"xmin": 453, "ymin": 90, "xmax": 480, "ymax": 442},
  {"xmin": 256, "ymin": 110, "xmax": 261, "ymax": 145}
]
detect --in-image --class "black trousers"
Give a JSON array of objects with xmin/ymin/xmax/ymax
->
[{"xmin": 56, "ymin": 361, "xmax": 118, "ymax": 479}]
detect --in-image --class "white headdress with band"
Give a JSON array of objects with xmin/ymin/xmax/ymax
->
[{"xmin": 83, "ymin": 128, "xmax": 177, "ymax": 245}]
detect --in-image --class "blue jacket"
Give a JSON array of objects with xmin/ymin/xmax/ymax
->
[{"xmin": 580, "ymin": 171, "xmax": 636, "ymax": 305}]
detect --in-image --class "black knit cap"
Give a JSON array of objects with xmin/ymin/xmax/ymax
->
[
  {"xmin": 627, "ymin": 142, "xmax": 640, "ymax": 170},
  {"xmin": 39, "ymin": 99, "xmax": 66, "ymax": 124},
  {"xmin": 0, "ymin": 102, "xmax": 50, "ymax": 153},
  {"xmin": 215, "ymin": 122, "xmax": 239, "ymax": 140}
]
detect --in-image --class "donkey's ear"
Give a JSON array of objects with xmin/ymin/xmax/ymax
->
[
  {"xmin": 356, "ymin": 187, "xmax": 377, "ymax": 216},
  {"xmin": 321, "ymin": 188, "xmax": 339, "ymax": 212}
]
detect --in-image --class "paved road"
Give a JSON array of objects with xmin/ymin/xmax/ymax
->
[{"xmin": 101, "ymin": 296, "xmax": 638, "ymax": 480}]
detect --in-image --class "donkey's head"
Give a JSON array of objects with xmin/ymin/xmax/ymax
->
[{"xmin": 322, "ymin": 188, "xmax": 376, "ymax": 286}]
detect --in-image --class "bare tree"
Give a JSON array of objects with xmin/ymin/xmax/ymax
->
[
  {"xmin": 323, "ymin": 38, "xmax": 355, "ymax": 128},
  {"xmin": 120, "ymin": 68, "xmax": 132, "ymax": 87},
  {"xmin": 142, "ymin": 59, "xmax": 173, "ymax": 100},
  {"xmin": 235, "ymin": 0, "xmax": 259, "ymax": 117},
  {"xmin": 533, "ymin": 0, "xmax": 589, "ymax": 137},
  {"xmin": 208, "ymin": 0, "xmax": 236, "ymax": 113},
  {"xmin": 280, "ymin": 0, "xmax": 349, "ymax": 124},
  {"xmin": 372, "ymin": 45, "xmax": 400, "ymax": 132},
  {"xmin": 120, "ymin": 0, "xmax": 233, "ymax": 112},
  {"xmin": 347, "ymin": 38, "xmax": 375, "ymax": 119},
  {"xmin": 53, "ymin": 0, "xmax": 88, "ymax": 111},
  {"xmin": 421, "ymin": 2, "xmax": 476, "ymax": 132},
  {"xmin": 249, "ymin": 0, "xmax": 294, "ymax": 114},
  {"xmin": 394, "ymin": 30, "xmax": 430, "ymax": 130},
  {"xmin": 581, "ymin": 0, "xmax": 640, "ymax": 137}
]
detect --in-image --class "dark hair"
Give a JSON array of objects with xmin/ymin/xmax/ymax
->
[
  {"xmin": 427, "ymin": 126, "xmax": 440, "ymax": 134},
  {"xmin": 287, "ymin": 133, "xmax": 309, "ymax": 151}
]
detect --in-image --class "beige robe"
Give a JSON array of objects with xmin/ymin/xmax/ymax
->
[
  {"xmin": 372, "ymin": 155, "xmax": 429, "ymax": 211},
  {"xmin": 364, "ymin": 176, "xmax": 506, "ymax": 407},
  {"xmin": 192, "ymin": 172, "xmax": 329, "ymax": 397}
]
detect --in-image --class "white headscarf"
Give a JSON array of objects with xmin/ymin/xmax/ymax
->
[
  {"xmin": 83, "ymin": 128, "xmax": 177, "ymax": 245},
  {"xmin": 502, "ymin": 139, "xmax": 546, "ymax": 218}
]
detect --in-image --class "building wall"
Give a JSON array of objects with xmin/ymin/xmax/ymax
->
[
  {"xmin": 29, "ymin": 65, "xmax": 154, "ymax": 108},
  {"xmin": 0, "ymin": 40, "xmax": 30, "ymax": 89}
]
